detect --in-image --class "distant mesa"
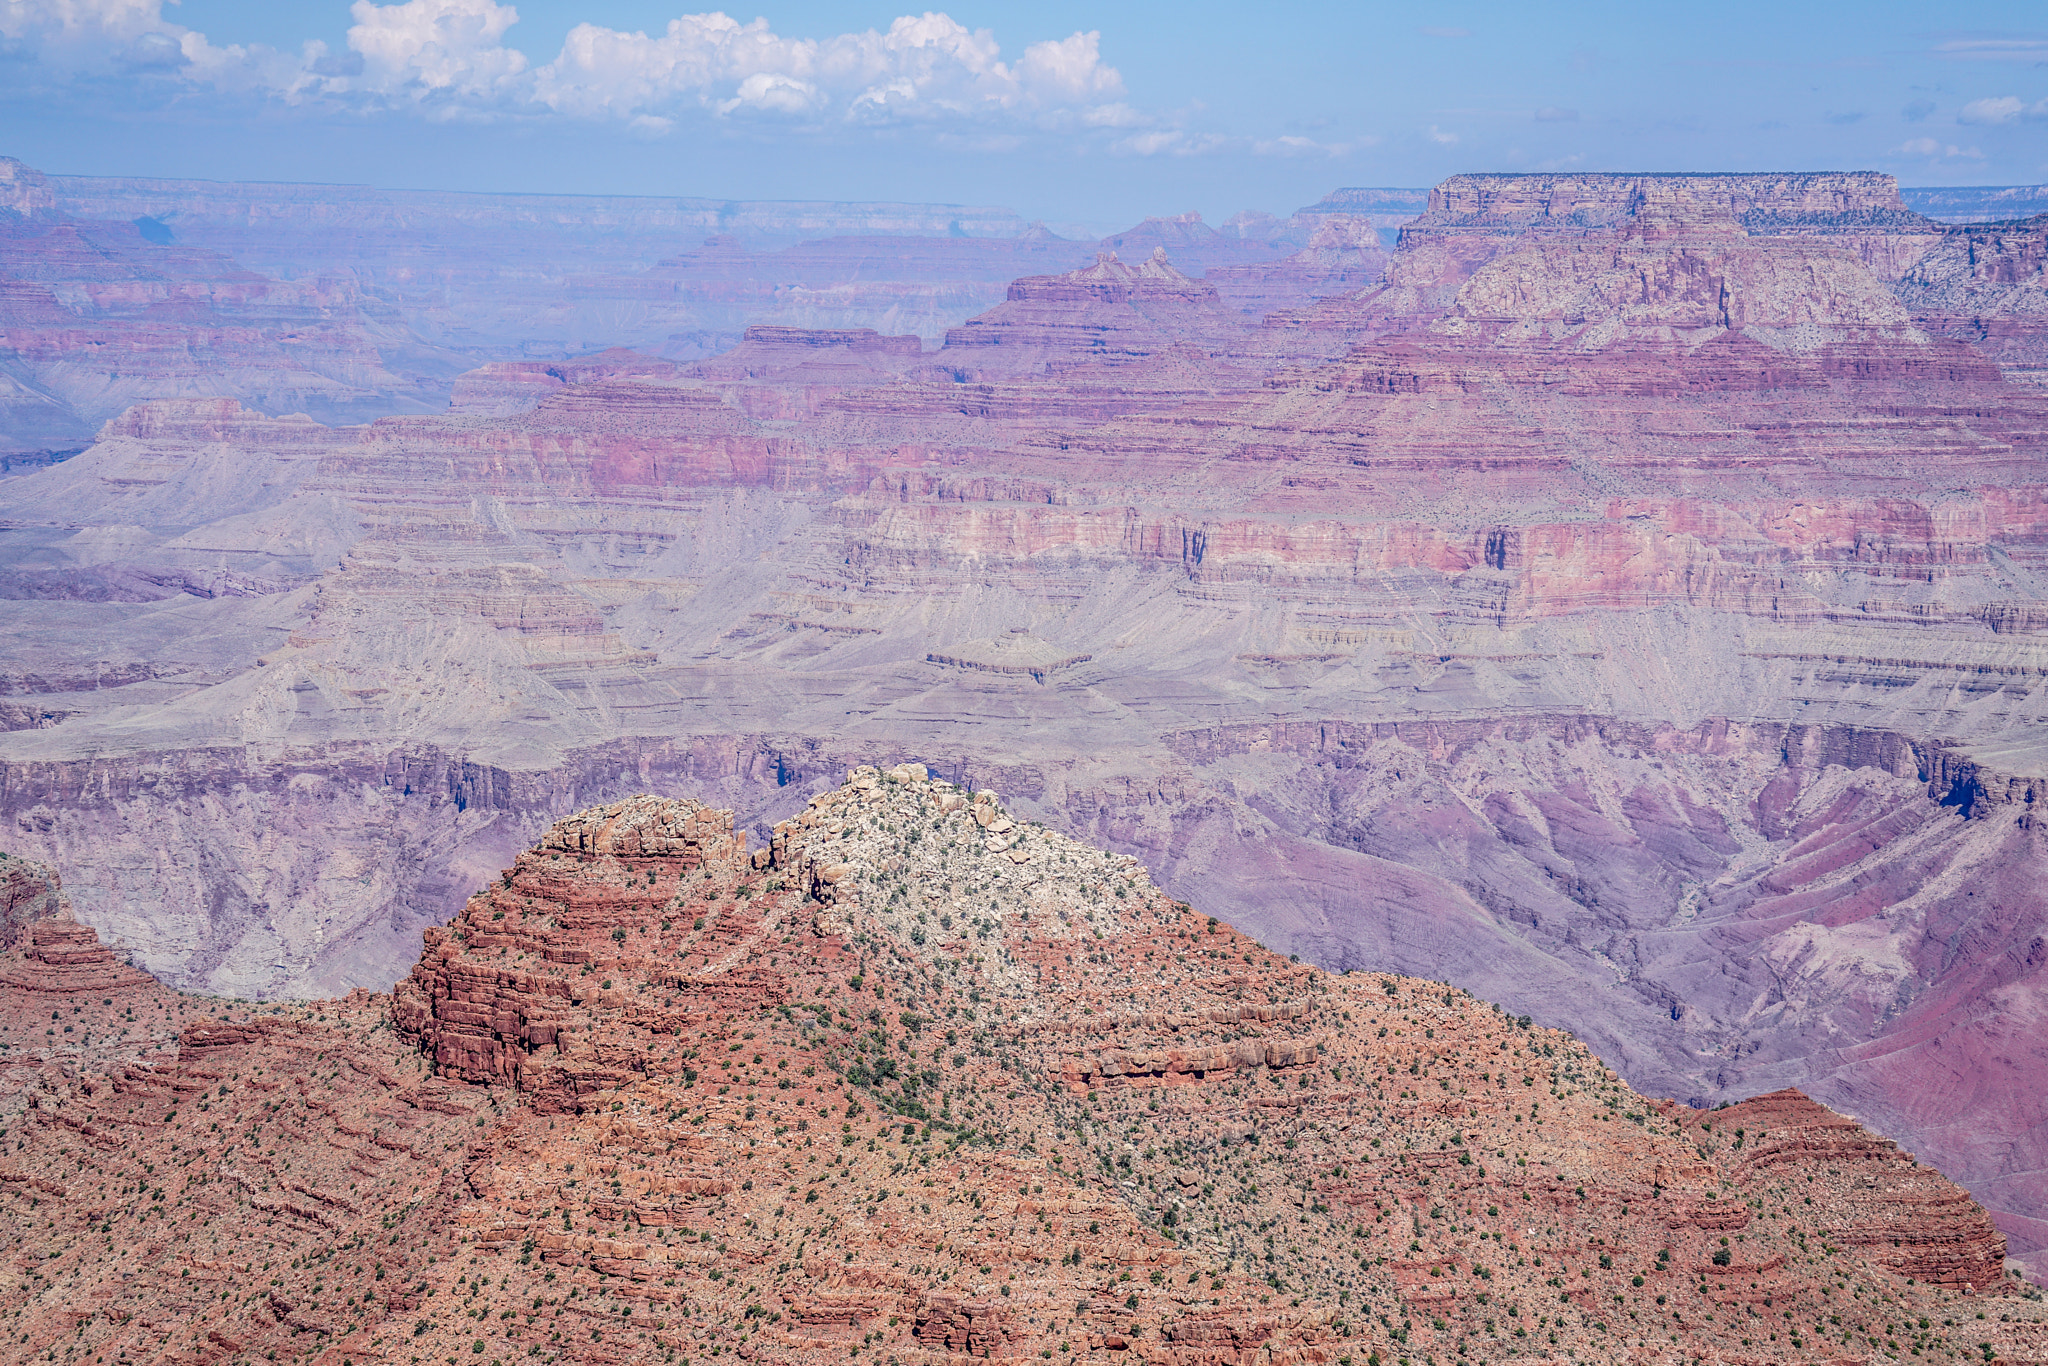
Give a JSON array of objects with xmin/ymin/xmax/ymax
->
[
  {"xmin": 1289, "ymin": 185, "xmax": 1436, "ymax": 246},
  {"xmin": 999, "ymin": 247, "xmax": 1216, "ymax": 305},
  {"xmin": 925, "ymin": 629, "xmax": 1093, "ymax": 682},
  {"xmin": 1903, "ymin": 182, "xmax": 2048, "ymax": 223},
  {"xmin": 1095, "ymin": 209, "xmax": 1294, "ymax": 264},
  {"xmin": 1402, "ymin": 170, "xmax": 1937, "ymax": 242},
  {"xmin": 939, "ymin": 246, "xmax": 1245, "ymax": 373},
  {"xmin": 0, "ymin": 155, "xmax": 57, "ymax": 219},
  {"xmin": 736, "ymin": 325, "xmax": 921, "ymax": 354}
]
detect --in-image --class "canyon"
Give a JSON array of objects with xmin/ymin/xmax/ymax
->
[
  {"xmin": 5, "ymin": 165, "xmax": 2048, "ymax": 1292},
  {"xmin": 0, "ymin": 771, "xmax": 2043, "ymax": 1365},
  {"xmin": 5, "ymin": 158, "xmax": 1389, "ymax": 461}
]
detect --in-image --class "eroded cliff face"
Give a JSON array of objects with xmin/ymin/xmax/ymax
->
[
  {"xmin": 4, "ymin": 775, "xmax": 2039, "ymax": 1366},
  {"xmin": 7, "ymin": 171, "xmax": 2048, "ymax": 1279},
  {"xmin": 0, "ymin": 854, "xmax": 63, "ymax": 950},
  {"xmin": 1895, "ymin": 213, "xmax": 2048, "ymax": 388}
]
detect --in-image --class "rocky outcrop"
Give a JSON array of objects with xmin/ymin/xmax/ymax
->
[
  {"xmin": 0, "ymin": 916, "xmax": 155, "ymax": 996},
  {"xmin": 0, "ymin": 156, "xmax": 57, "ymax": 219},
  {"xmin": 1402, "ymin": 170, "xmax": 1937, "ymax": 242},
  {"xmin": 392, "ymin": 794, "xmax": 763, "ymax": 1108},
  {"xmin": 1672, "ymin": 1089, "xmax": 2009, "ymax": 1289},
  {"xmin": 0, "ymin": 851, "xmax": 151, "ymax": 997},
  {"xmin": 0, "ymin": 853, "xmax": 62, "ymax": 949},
  {"xmin": 925, "ymin": 630, "xmax": 1093, "ymax": 682},
  {"xmin": 12, "ymin": 773, "xmax": 2025, "ymax": 1366},
  {"xmin": 938, "ymin": 248, "xmax": 1253, "ymax": 374},
  {"xmin": 446, "ymin": 347, "xmax": 695, "ymax": 414}
]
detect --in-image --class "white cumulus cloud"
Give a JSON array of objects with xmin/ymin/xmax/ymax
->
[
  {"xmin": 0, "ymin": 0, "xmax": 181, "ymax": 48},
  {"xmin": 1112, "ymin": 127, "xmax": 1233, "ymax": 157},
  {"xmin": 1956, "ymin": 94, "xmax": 2048, "ymax": 125},
  {"xmin": 1251, "ymin": 133, "xmax": 1372, "ymax": 157},
  {"xmin": 719, "ymin": 70, "xmax": 817, "ymax": 116},
  {"xmin": 0, "ymin": 0, "xmax": 321, "ymax": 91},
  {"xmin": 0, "ymin": 1, "xmax": 1131, "ymax": 136},
  {"xmin": 1959, "ymin": 95, "xmax": 2024, "ymax": 124},
  {"xmin": 446, "ymin": 7, "xmax": 1121, "ymax": 126},
  {"xmin": 345, "ymin": 0, "xmax": 527, "ymax": 99},
  {"xmin": 1895, "ymin": 137, "xmax": 1985, "ymax": 161},
  {"xmin": 1012, "ymin": 30, "xmax": 1121, "ymax": 102}
]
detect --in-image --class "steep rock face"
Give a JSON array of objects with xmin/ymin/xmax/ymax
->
[
  {"xmin": 1271, "ymin": 169, "xmax": 1947, "ymax": 346},
  {"xmin": 1407, "ymin": 171, "xmax": 1931, "ymax": 237},
  {"xmin": 0, "ymin": 853, "xmax": 63, "ymax": 949},
  {"xmin": 1895, "ymin": 214, "xmax": 2048, "ymax": 387},
  {"xmin": 392, "ymin": 794, "xmax": 756, "ymax": 1106},
  {"xmin": 0, "ymin": 849, "xmax": 152, "ymax": 997},
  {"xmin": 0, "ymin": 157, "xmax": 58, "ymax": 218},
  {"xmin": 0, "ymin": 916, "xmax": 156, "ymax": 997}
]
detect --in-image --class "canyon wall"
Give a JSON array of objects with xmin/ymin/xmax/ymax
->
[
  {"xmin": 28, "ymin": 162, "xmax": 1324, "ymax": 369},
  {"xmin": 4, "ymin": 158, "xmax": 1371, "ymax": 465},
  {"xmin": 6, "ymin": 168, "xmax": 2048, "ymax": 1281},
  {"xmin": 0, "ymin": 158, "xmax": 462, "ymax": 456}
]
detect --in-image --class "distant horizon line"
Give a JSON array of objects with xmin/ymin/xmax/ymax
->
[{"xmin": 13, "ymin": 154, "xmax": 2045, "ymax": 228}]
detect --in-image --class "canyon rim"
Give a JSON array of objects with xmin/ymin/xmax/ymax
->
[{"xmin": 4, "ymin": 145, "xmax": 2048, "ymax": 1364}]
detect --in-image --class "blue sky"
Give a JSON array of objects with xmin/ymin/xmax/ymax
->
[{"xmin": 2, "ymin": 0, "xmax": 2045, "ymax": 228}]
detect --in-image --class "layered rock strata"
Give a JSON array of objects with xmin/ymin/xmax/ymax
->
[
  {"xmin": 1895, "ymin": 213, "xmax": 2048, "ymax": 387},
  {"xmin": 0, "ymin": 853, "xmax": 62, "ymax": 948},
  {"xmin": 0, "ymin": 853, "xmax": 155, "ymax": 999},
  {"xmin": 0, "ymin": 159, "xmax": 460, "ymax": 453},
  {"xmin": 9, "ymin": 170, "xmax": 2048, "ymax": 1288},
  {"xmin": 40, "ymin": 165, "xmax": 1344, "ymax": 367},
  {"xmin": 10, "ymin": 775, "xmax": 2043, "ymax": 1366}
]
